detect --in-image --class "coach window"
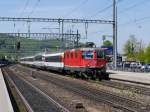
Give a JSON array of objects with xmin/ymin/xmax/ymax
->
[
  {"xmin": 29, "ymin": 58, "xmax": 34, "ymax": 61},
  {"xmin": 35, "ymin": 55, "xmax": 42, "ymax": 61},
  {"xmin": 46, "ymin": 56, "xmax": 61, "ymax": 62}
]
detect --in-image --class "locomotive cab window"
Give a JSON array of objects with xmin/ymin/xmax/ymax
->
[
  {"xmin": 97, "ymin": 50, "xmax": 105, "ymax": 59},
  {"xmin": 82, "ymin": 51, "xmax": 94, "ymax": 59}
]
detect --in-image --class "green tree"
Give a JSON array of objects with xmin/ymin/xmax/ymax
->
[
  {"xmin": 136, "ymin": 48, "xmax": 145, "ymax": 62},
  {"xmin": 123, "ymin": 35, "xmax": 138, "ymax": 60},
  {"xmin": 103, "ymin": 40, "xmax": 113, "ymax": 46},
  {"xmin": 145, "ymin": 44, "xmax": 150, "ymax": 63}
]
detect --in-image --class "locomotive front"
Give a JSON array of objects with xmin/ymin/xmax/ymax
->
[{"xmin": 82, "ymin": 48, "xmax": 108, "ymax": 79}]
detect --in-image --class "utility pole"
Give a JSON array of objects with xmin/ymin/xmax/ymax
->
[
  {"xmin": 76, "ymin": 30, "xmax": 79, "ymax": 48},
  {"xmin": 113, "ymin": 0, "xmax": 117, "ymax": 70},
  {"xmin": 116, "ymin": 6, "xmax": 118, "ymax": 68}
]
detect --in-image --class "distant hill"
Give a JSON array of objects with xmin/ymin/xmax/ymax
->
[{"xmin": 0, "ymin": 34, "xmax": 62, "ymax": 59}]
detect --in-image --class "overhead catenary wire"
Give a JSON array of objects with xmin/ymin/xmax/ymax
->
[
  {"xmin": 25, "ymin": 0, "xmax": 40, "ymax": 38},
  {"xmin": 102, "ymin": 0, "xmax": 150, "ymax": 28},
  {"xmin": 89, "ymin": 4, "xmax": 113, "ymax": 19},
  {"xmin": 89, "ymin": 0, "xmax": 123, "ymax": 19},
  {"xmin": 115, "ymin": 0, "xmax": 150, "ymax": 24},
  {"xmin": 88, "ymin": 0, "xmax": 149, "ymax": 28},
  {"xmin": 64, "ymin": 0, "xmax": 89, "ymax": 17},
  {"xmin": 119, "ymin": 15, "xmax": 150, "ymax": 27},
  {"xmin": 106, "ymin": 0, "xmax": 148, "ymax": 20},
  {"xmin": 116, "ymin": 0, "xmax": 150, "ymax": 26},
  {"xmin": 13, "ymin": 0, "xmax": 30, "ymax": 34},
  {"xmin": 104, "ymin": 0, "xmax": 150, "ymax": 19},
  {"xmin": 19, "ymin": 0, "xmax": 30, "ymax": 17},
  {"xmin": 118, "ymin": 0, "xmax": 149, "ymax": 14},
  {"xmin": 28, "ymin": 0, "xmax": 41, "ymax": 17},
  {"xmin": 15, "ymin": 0, "xmax": 30, "ymax": 37}
]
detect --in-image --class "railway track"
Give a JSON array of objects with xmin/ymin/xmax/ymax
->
[
  {"xmin": 2, "ymin": 67, "xmax": 70, "ymax": 112},
  {"xmin": 11, "ymin": 65, "xmax": 150, "ymax": 112},
  {"xmin": 17, "ymin": 64, "xmax": 150, "ymax": 96},
  {"xmin": 2, "ymin": 68, "xmax": 34, "ymax": 112},
  {"xmin": 97, "ymin": 80, "xmax": 150, "ymax": 96}
]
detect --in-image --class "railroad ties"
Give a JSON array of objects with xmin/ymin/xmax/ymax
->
[
  {"xmin": 2, "ymin": 64, "xmax": 150, "ymax": 112},
  {"xmin": 2, "ymin": 67, "xmax": 70, "ymax": 112}
]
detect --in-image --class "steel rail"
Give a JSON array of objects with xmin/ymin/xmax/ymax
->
[
  {"xmin": 5, "ymin": 68, "xmax": 70, "ymax": 112},
  {"xmin": 110, "ymin": 78, "xmax": 150, "ymax": 86},
  {"xmin": 15, "ymin": 66, "xmax": 148, "ymax": 112},
  {"xmin": 99, "ymin": 80, "xmax": 150, "ymax": 96},
  {"xmin": 35, "ymin": 73, "xmax": 147, "ymax": 112},
  {"xmin": 2, "ymin": 68, "xmax": 34, "ymax": 112}
]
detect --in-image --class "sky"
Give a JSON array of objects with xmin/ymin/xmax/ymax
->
[{"xmin": 0, "ymin": 0, "xmax": 150, "ymax": 53}]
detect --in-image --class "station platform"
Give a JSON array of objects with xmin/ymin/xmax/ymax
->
[
  {"xmin": 108, "ymin": 70, "xmax": 150, "ymax": 85},
  {"xmin": 0, "ymin": 68, "xmax": 14, "ymax": 112}
]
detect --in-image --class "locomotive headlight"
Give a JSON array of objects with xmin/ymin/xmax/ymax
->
[{"xmin": 100, "ymin": 65, "xmax": 104, "ymax": 68}]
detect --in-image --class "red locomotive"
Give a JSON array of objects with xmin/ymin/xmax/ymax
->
[
  {"xmin": 20, "ymin": 47, "xmax": 108, "ymax": 79},
  {"xmin": 63, "ymin": 48, "xmax": 108, "ymax": 79}
]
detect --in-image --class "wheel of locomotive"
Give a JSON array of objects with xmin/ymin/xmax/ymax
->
[
  {"xmin": 75, "ymin": 72, "xmax": 81, "ymax": 78},
  {"xmin": 83, "ymin": 72, "xmax": 88, "ymax": 80},
  {"xmin": 72, "ymin": 72, "xmax": 78, "ymax": 78},
  {"xmin": 90, "ymin": 71, "xmax": 96, "ymax": 80},
  {"xmin": 85, "ymin": 72, "xmax": 90, "ymax": 80},
  {"xmin": 97, "ymin": 71, "xmax": 103, "ymax": 81},
  {"xmin": 78, "ymin": 72, "xmax": 85, "ymax": 79},
  {"xmin": 80, "ymin": 72, "xmax": 85, "ymax": 79}
]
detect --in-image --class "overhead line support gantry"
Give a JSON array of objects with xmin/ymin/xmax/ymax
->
[{"xmin": 0, "ymin": 17, "xmax": 114, "ymax": 24}]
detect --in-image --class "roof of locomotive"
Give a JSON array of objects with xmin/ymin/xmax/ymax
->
[{"xmin": 66, "ymin": 47, "xmax": 107, "ymax": 52}]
